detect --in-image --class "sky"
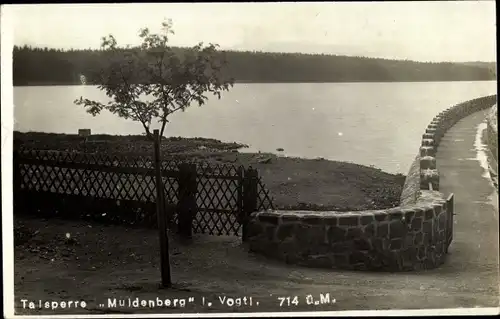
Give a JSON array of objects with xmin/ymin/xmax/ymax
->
[{"xmin": 4, "ymin": 1, "xmax": 498, "ymax": 62}]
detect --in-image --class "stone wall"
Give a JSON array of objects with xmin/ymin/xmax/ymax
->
[
  {"xmin": 247, "ymin": 94, "xmax": 497, "ymax": 271},
  {"xmin": 399, "ymin": 155, "xmax": 421, "ymax": 207},
  {"xmin": 418, "ymin": 95, "xmax": 497, "ymax": 192},
  {"xmin": 485, "ymin": 104, "xmax": 498, "ymax": 190}
]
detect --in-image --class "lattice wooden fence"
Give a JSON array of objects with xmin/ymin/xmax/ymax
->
[{"xmin": 13, "ymin": 149, "xmax": 275, "ymax": 236}]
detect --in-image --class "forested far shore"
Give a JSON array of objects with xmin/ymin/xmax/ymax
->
[{"xmin": 13, "ymin": 45, "xmax": 497, "ymax": 85}]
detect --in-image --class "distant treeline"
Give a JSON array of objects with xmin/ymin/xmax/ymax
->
[{"xmin": 13, "ymin": 45, "xmax": 497, "ymax": 85}]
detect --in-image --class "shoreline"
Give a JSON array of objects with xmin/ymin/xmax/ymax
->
[
  {"xmin": 14, "ymin": 131, "xmax": 406, "ymax": 211},
  {"xmin": 13, "ymin": 79, "xmax": 497, "ymax": 87}
]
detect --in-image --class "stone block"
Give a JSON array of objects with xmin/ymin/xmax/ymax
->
[
  {"xmin": 372, "ymin": 238, "xmax": 384, "ymax": 251},
  {"xmin": 323, "ymin": 215, "xmax": 338, "ymax": 226},
  {"xmin": 440, "ymin": 200, "xmax": 448, "ymax": 213},
  {"xmin": 435, "ymin": 242, "xmax": 444, "ymax": 256},
  {"xmin": 423, "ymin": 220, "xmax": 433, "ymax": 234},
  {"xmin": 388, "ymin": 209, "xmax": 404, "ymax": 221},
  {"xmin": 259, "ymin": 214, "xmax": 280, "ymax": 225},
  {"xmin": 349, "ymin": 251, "xmax": 369, "ymax": 265},
  {"xmin": 403, "ymin": 234, "xmax": 414, "ymax": 248},
  {"xmin": 332, "ymin": 242, "xmax": 353, "ymax": 253},
  {"xmin": 276, "ymin": 223, "xmax": 296, "ymax": 241},
  {"xmin": 420, "ymin": 156, "xmax": 437, "ymax": 170},
  {"xmin": 374, "ymin": 212, "xmax": 388, "ymax": 222},
  {"xmin": 367, "ymin": 255, "xmax": 383, "ymax": 269},
  {"xmin": 422, "ymin": 232, "xmax": 431, "ymax": 245},
  {"xmin": 420, "ymin": 169, "xmax": 439, "ymax": 190},
  {"xmin": 432, "ymin": 204, "xmax": 443, "ymax": 215},
  {"xmin": 346, "ymin": 227, "xmax": 363, "ymax": 240},
  {"xmin": 422, "ymin": 138, "xmax": 435, "ymax": 147},
  {"xmin": 424, "ymin": 206, "xmax": 435, "ymax": 220},
  {"xmin": 431, "ymin": 178, "xmax": 440, "ymax": 191},
  {"xmin": 301, "ymin": 226, "xmax": 325, "ymax": 245},
  {"xmin": 427, "ymin": 246, "xmax": 437, "ymax": 262},
  {"xmin": 417, "ymin": 247, "xmax": 427, "ymax": 260},
  {"xmin": 281, "ymin": 214, "xmax": 302, "ymax": 222},
  {"xmin": 420, "ymin": 146, "xmax": 436, "ymax": 157},
  {"xmin": 354, "ymin": 238, "xmax": 372, "ymax": 251},
  {"xmin": 413, "ymin": 208, "xmax": 425, "ymax": 219},
  {"xmin": 338, "ymin": 215, "xmax": 359, "ymax": 227},
  {"xmin": 360, "ymin": 214, "xmax": 375, "ymax": 225},
  {"xmin": 432, "ymin": 219, "xmax": 440, "ymax": 234},
  {"xmin": 423, "ymin": 133, "xmax": 435, "ymax": 141},
  {"xmin": 303, "ymin": 244, "xmax": 328, "ymax": 256},
  {"xmin": 363, "ymin": 223, "xmax": 376, "ymax": 236},
  {"xmin": 402, "ymin": 246, "xmax": 418, "ymax": 259},
  {"xmin": 411, "ymin": 217, "xmax": 423, "ymax": 231},
  {"xmin": 295, "ymin": 224, "xmax": 312, "ymax": 242},
  {"xmin": 413, "ymin": 232, "xmax": 423, "ymax": 245},
  {"xmin": 426, "ymin": 131, "xmax": 438, "ymax": 140},
  {"xmin": 248, "ymin": 222, "xmax": 265, "ymax": 239},
  {"xmin": 389, "ymin": 221, "xmax": 407, "ymax": 239},
  {"xmin": 403, "ymin": 209, "xmax": 415, "ymax": 222},
  {"xmin": 327, "ymin": 226, "xmax": 347, "ymax": 243},
  {"xmin": 302, "ymin": 215, "xmax": 324, "ymax": 225},
  {"xmin": 378, "ymin": 222, "xmax": 389, "ymax": 238},
  {"xmin": 438, "ymin": 213, "xmax": 446, "ymax": 229},
  {"xmin": 265, "ymin": 225, "xmax": 276, "ymax": 241},
  {"xmin": 438, "ymin": 230, "xmax": 446, "ymax": 242},
  {"xmin": 387, "ymin": 252, "xmax": 404, "ymax": 270},
  {"xmin": 420, "ymin": 168, "xmax": 439, "ymax": 179},
  {"xmin": 435, "ymin": 199, "xmax": 447, "ymax": 206}
]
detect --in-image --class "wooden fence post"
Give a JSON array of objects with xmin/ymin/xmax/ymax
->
[
  {"xmin": 177, "ymin": 163, "xmax": 197, "ymax": 239},
  {"xmin": 153, "ymin": 129, "xmax": 172, "ymax": 287},
  {"xmin": 242, "ymin": 167, "xmax": 258, "ymax": 242}
]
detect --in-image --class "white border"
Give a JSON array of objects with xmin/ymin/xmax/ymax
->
[
  {"xmin": 1, "ymin": 3, "xmax": 500, "ymax": 318},
  {"xmin": 2, "ymin": 4, "xmax": 16, "ymax": 319},
  {"xmin": 6, "ymin": 308, "xmax": 500, "ymax": 317}
]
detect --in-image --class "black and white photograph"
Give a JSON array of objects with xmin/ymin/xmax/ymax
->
[{"xmin": 1, "ymin": 1, "xmax": 498, "ymax": 317}]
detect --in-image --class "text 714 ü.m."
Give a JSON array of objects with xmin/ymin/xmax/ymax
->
[{"xmin": 277, "ymin": 293, "xmax": 336, "ymax": 307}]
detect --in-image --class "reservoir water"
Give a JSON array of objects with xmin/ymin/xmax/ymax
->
[{"xmin": 13, "ymin": 81, "xmax": 497, "ymax": 174}]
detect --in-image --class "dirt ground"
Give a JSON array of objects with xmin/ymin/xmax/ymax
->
[{"xmin": 12, "ymin": 215, "xmax": 499, "ymax": 316}]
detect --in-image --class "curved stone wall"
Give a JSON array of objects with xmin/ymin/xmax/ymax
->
[
  {"xmin": 485, "ymin": 104, "xmax": 498, "ymax": 190},
  {"xmin": 399, "ymin": 155, "xmax": 421, "ymax": 207},
  {"xmin": 247, "ymin": 94, "xmax": 497, "ymax": 271}
]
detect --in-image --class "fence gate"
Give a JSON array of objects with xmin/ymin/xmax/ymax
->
[{"xmin": 167, "ymin": 162, "xmax": 274, "ymax": 237}]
